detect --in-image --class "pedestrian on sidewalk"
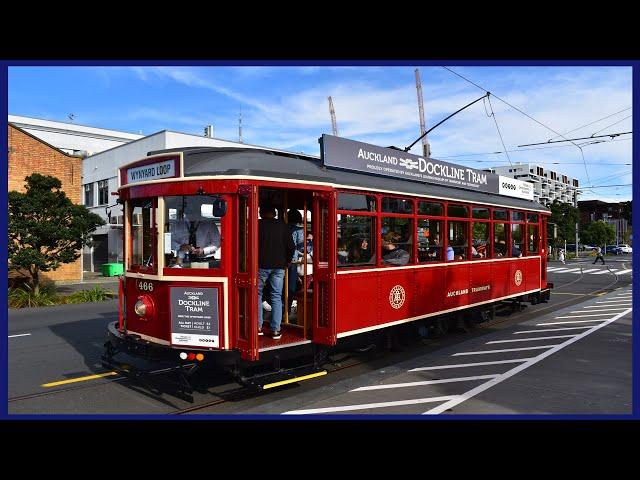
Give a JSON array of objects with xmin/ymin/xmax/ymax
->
[
  {"xmin": 593, "ymin": 246, "xmax": 605, "ymax": 265},
  {"xmin": 558, "ymin": 248, "xmax": 565, "ymax": 265}
]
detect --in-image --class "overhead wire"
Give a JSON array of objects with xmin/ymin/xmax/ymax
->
[
  {"xmin": 547, "ymin": 106, "xmax": 631, "ymax": 141},
  {"xmin": 442, "ymin": 66, "xmax": 594, "ymax": 187},
  {"xmin": 590, "ymin": 115, "xmax": 632, "ymax": 136},
  {"xmin": 484, "ymin": 94, "xmax": 513, "ymax": 166}
]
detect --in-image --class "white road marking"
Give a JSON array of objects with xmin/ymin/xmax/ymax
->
[
  {"xmin": 408, "ymin": 359, "xmax": 532, "ymax": 372},
  {"xmin": 590, "ymin": 269, "xmax": 617, "ymax": 275},
  {"xmin": 579, "ymin": 268, "xmax": 603, "ymax": 274},
  {"xmin": 424, "ymin": 307, "xmax": 633, "ymax": 414},
  {"xmin": 8, "ymin": 333, "xmax": 32, "ymax": 339},
  {"xmin": 514, "ymin": 326, "xmax": 593, "ymax": 334},
  {"xmin": 350, "ymin": 375, "xmax": 499, "ymax": 392},
  {"xmin": 453, "ymin": 345, "xmax": 556, "ymax": 356},
  {"xmin": 546, "ymin": 267, "xmax": 563, "ymax": 271},
  {"xmin": 584, "ymin": 305, "xmax": 630, "ymax": 309},
  {"xmin": 486, "ymin": 334, "xmax": 577, "ymax": 344},
  {"xmin": 571, "ymin": 309, "xmax": 628, "ymax": 313},
  {"xmin": 595, "ymin": 301, "xmax": 632, "ymax": 305},
  {"xmin": 537, "ymin": 319, "xmax": 607, "ymax": 326},
  {"xmin": 554, "ymin": 313, "xmax": 618, "ymax": 319},
  {"xmin": 283, "ymin": 395, "xmax": 460, "ymax": 415},
  {"xmin": 614, "ymin": 269, "xmax": 632, "ymax": 275},
  {"xmin": 547, "ymin": 268, "xmax": 572, "ymax": 273}
]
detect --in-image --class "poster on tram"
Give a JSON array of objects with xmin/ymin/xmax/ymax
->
[{"xmin": 170, "ymin": 287, "xmax": 219, "ymax": 348}]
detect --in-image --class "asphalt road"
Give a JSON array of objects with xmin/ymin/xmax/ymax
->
[{"xmin": 7, "ymin": 259, "xmax": 632, "ymax": 415}]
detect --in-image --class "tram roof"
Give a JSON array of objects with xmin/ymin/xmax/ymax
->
[{"xmin": 147, "ymin": 146, "xmax": 550, "ymax": 212}]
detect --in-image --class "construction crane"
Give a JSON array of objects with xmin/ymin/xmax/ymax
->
[
  {"xmin": 328, "ymin": 96, "xmax": 339, "ymax": 136},
  {"xmin": 414, "ymin": 69, "xmax": 431, "ymax": 157}
]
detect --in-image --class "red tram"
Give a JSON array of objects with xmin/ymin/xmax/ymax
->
[{"xmin": 104, "ymin": 135, "xmax": 551, "ymax": 382}]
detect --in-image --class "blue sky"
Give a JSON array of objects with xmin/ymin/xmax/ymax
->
[{"xmin": 8, "ymin": 65, "xmax": 632, "ymax": 201}]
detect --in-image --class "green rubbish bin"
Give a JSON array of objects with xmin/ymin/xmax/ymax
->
[{"xmin": 101, "ymin": 263, "xmax": 124, "ymax": 277}]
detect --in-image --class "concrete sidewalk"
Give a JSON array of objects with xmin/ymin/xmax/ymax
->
[{"xmin": 55, "ymin": 272, "xmax": 119, "ymax": 294}]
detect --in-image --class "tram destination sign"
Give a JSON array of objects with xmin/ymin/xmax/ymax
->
[
  {"xmin": 320, "ymin": 135, "xmax": 533, "ymax": 200},
  {"xmin": 126, "ymin": 158, "xmax": 176, "ymax": 185},
  {"xmin": 170, "ymin": 287, "xmax": 219, "ymax": 348}
]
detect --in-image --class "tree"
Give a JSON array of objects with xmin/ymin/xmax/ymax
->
[
  {"xmin": 621, "ymin": 200, "xmax": 632, "ymax": 226},
  {"xmin": 8, "ymin": 174, "xmax": 105, "ymax": 291},
  {"xmin": 549, "ymin": 201, "xmax": 579, "ymax": 247},
  {"xmin": 580, "ymin": 221, "xmax": 616, "ymax": 248}
]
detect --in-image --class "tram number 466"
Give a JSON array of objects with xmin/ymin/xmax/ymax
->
[{"xmin": 137, "ymin": 280, "xmax": 154, "ymax": 292}]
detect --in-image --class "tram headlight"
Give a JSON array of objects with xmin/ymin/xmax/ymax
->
[
  {"xmin": 134, "ymin": 299, "xmax": 147, "ymax": 316},
  {"xmin": 134, "ymin": 295, "xmax": 154, "ymax": 318}
]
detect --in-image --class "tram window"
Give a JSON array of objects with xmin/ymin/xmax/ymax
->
[
  {"xmin": 472, "ymin": 207, "xmax": 490, "ymax": 219},
  {"xmin": 528, "ymin": 224, "xmax": 539, "ymax": 254},
  {"xmin": 129, "ymin": 198, "xmax": 155, "ymax": 271},
  {"xmin": 527, "ymin": 213, "xmax": 539, "ymax": 223},
  {"xmin": 494, "ymin": 223, "xmax": 507, "ymax": 257},
  {"xmin": 493, "ymin": 209, "xmax": 508, "ymax": 221},
  {"xmin": 448, "ymin": 204, "xmax": 469, "ymax": 218},
  {"xmin": 381, "ymin": 217, "xmax": 413, "ymax": 266},
  {"xmin": 418, "ymin": 201, "xmax": 443, "ymax": 216},
  {"xmin": 337, "ymin": 215, "xmax": 375, "ymax": 267},
  {"xmin": 512, "ymin": 211, "xmax": 525, "ymax": 221},
  {"xmin": 382, "ymin": 197, "xmax": 413, "ymax": 214},
  {"xmin": 511, "ymin": 224, "xmax": 524, "ymax": 257},
  {"xmin": 472, "ymin": 222, "xmax": 490, "ymax": 259},
  {"xmin": 164, "ymin": 196, "xmax": 222, "ymax": 269},
  {"xmin": 448, "ymin": 221, "xmax": 468, "ymax": 261},
  {"xmin": 338, "ymin": 193, "xmax": 376, "ymax": 212},
  {"xmin": 417, "ymin": 219, "xmax": 443, "ymax": 262}
]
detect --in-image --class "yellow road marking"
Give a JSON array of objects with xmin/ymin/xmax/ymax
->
[
  {"xmin": 42, "ymin": 372, "xmax": 118, "ymax": 388},
  {"xmin": 262, "ymin": 371, "xmax": 327, "ymax": 390}
]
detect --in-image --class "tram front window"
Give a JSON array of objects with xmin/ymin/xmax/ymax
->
[
  {"xmin": 129, "ymin": 198, "xmax": 156, "ymax": 272},
  {"xmin": 164, "ymin": 196, "xmax": 222, "ymax": 269}
]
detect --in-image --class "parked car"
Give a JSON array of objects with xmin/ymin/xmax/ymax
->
[
  {"xmin": 617, "ymin": 244, "xmax": 632, "ymax": 254},
  {"xmin": 605, "ymin": 245, "xmax": 621, "ymax": 255},
  {"xmin": 582, "ymin": 244, "xmax": 597, "ymax": 251}
]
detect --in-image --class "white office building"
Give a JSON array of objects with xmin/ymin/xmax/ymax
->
[
  {"xmin": 82, "ymin": 129, "xmax": 296, "ymax": 271},
  {"xmin": 8, "ymin": 114, "xmax": 143, "ymax": 157},
  {"xmin": 486, "ymin": 163, "xmax": 580, "ymax": 207}
]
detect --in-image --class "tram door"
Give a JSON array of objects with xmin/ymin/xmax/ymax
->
[
  {"xmin": 312, "ymin": 191, "xmax": 337, "ymax": 345},
  {"xmin": 235, "ymin": 185, "xmax": 259, "ymax": 360}
]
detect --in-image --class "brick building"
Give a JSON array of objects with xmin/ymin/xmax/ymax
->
[{"xmin": 8, "ymin": 123, "xmax": 83, "ymax": 283}]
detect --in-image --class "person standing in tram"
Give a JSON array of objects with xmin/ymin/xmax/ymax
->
[
  {"xmin": 285, "ymin": 208, "xmax": 306, "ymax": 315},
  {"xmin": 170, "ymin": 199, "xmax": 221, "ymax": 267},
  {"xmin": 258, "ymin": 205, "xmax": 295, "ymax": 340}
]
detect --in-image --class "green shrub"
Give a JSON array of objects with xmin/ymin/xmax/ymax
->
[
  {"xmin": 65, "ymin": 286, "xmax": 116, "ymax": 304},
  {"xmin": 8, "ymin": 283, "xmax": 59, "ymax": 308}
]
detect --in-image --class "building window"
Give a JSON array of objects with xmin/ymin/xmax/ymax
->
[
  {"xmin": 84, "ymin": 183, "xmax": 94, "ymax": 207},
  {"xmin": 98, "ymin": 180, "xmax": 109, "ymax": 205}
]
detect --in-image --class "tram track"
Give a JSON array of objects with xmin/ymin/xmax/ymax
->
[{"xmin": 9, "ymin": 271, "xmax": 628, "ymax": 413}]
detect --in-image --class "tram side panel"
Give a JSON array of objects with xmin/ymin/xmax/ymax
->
[
  {"xmin": 413, "ymin": 265, "xmax": 447, "ymax": 317},
  {"xmin": 378, "ymin": 268, "xmax": 416, "ymax": 322},
  {"xmin": 443, "ymin": 263, "xmax": 470, "ymax": 310},
  {"xmin": 468, "ymin": 262, "xmax": 493, "ymax": 304},
  {"xmin": 335, "ymin": 271, "xmax": 380, "ymax": 334}
]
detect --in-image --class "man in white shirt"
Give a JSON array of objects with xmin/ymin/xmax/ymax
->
[{"xmin": 169, "ymin": 200, "xmax": 221, "ymax": 265}]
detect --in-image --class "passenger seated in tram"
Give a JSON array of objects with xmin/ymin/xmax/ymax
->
[
  {"xmin": 495, "ymin": 240, "xmax": 507, "ymax": 257},
  {"xmin": 472, "ymin": 242, "xmax": 486, "ymax": 258},
  {"xmin": 511, "ymin": 243, "xmax": 523, "ymax": 258},
  {"xmin": 337, "ymin": 239, "xmax": 349, "ymax": 264},
  {"xmin": 382, "ymin": 231, "xmax": 410, "ymax": 266},
  {"xmin": 167, "ymin": 198, "xmax": 221, "ymax": 268},
  {"xmin": 347, "ymin": 237, "xmax": 374, "ymax": 265},
  {"xmin": 427, "ymin": 234, "xmax": 442, "ymax": 261}
]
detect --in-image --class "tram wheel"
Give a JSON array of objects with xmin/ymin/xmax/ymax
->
[{"xmin": 431, "ymin": 317, "xmax": 449, "ymax": 337}]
